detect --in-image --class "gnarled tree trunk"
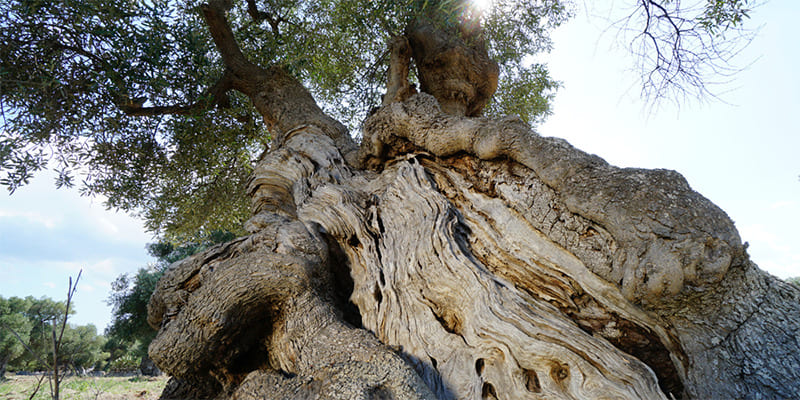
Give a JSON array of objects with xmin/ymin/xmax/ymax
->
[{"xmin": 146, "ymin": 2, "xmax": 800, "ymax": 399}]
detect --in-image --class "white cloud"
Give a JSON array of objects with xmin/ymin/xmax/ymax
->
[
  {"xmin": 97, "ymin": 217, "xmax": 121, "ymax": 235},
  {"xmin": 88, "ymin": 259, "xmax": 118, "ymax": 275},
  {"xmin": 770, "ymin": 201, "xmax": 796, "ymax": 210},
  {"xmin": 43, "ymin": 282, "xmax": 56, "ymax": 289},
  {"xmin": 79, "ymin": 283, "xmax": 96, "ymax": 293},
  {"xmin": 740, "ymin": 224, "xmax": 780, "ymax": 248},
  {"xmin": 0, "ymin": 209, "xmax": 61, "ymax": 229}
]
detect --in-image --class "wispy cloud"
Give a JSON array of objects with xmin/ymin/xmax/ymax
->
[
  {"xmin": 770, "ymin": 201, "xmax": 796, "ymax": 210},
  {"xmin": 0, "ymin": 210, "xmax": 60, "ymax": 229},
  {"xmin": 79, "ymin": 283, "xmax": 95, "ymax": 293}
]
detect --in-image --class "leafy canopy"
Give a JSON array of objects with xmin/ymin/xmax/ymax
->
[
  {"xmin": 0, "ymin": 0, "xmax": 752, "ymax": 240},
  {"xmin": 0, "ymin": 296, "xmax": 107, "ymax": 373},
  {"xmin": 0, "ymin": 296, "xmax": 33, "ymax": 378}
]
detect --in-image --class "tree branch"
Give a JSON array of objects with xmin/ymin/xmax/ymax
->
[
  {"xmin": 201, "ymin": 0, "xmax": 265, "ymax": 81},
  {"xmin": 0, "ymin": 323, "xmax": 49, "ymax": 368},
  {"xmin": 245, "ymin": 0, "xmax": 282, "ymax": 36},
  {"xmin": 619, "ymin": 0, "xmax": 753, "ymax": 103},
  {"xmin": 195, "ymin": 0, "xmax": 352, "ymax": 151},
  {"xmin": 120, "ymin": 70, "xmax": 235, "ymax": 117},
  {"xmin": 47, "ymin": 40, "xmax": 232, "ymax": 118},
  {"xmin": 382, "ymin": 36, "xmax": 416, "ymax": 106}
]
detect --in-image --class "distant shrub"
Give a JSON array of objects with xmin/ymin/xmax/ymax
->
[{"xmin": 107, "ymin": 355, "xmax": 140, "ymax": 373}]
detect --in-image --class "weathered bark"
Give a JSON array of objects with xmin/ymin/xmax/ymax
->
[
  {"xmin": 148, "ymin": 130, "xmax": 435, "ymax": 399},
  {"xmin": 0, "ymin": 354, "xmax": 10, "ymax": 380},
  {"xmin": 146, "ymin": 2, "xmax": 800, "ymax": 399},
  {"xmin": 148, "ymin": 95, "xmax": 800, "ymax": 398},
  {"xmin": 405, "ymin": 14, "xmax": 499, "ymax": 117},
  {"xmin": 383, "ymin": 36, "xmax": 417, "ymax": 107},
  {"xmin": 140, "ymin": 353, "xmax": 161, "ymax": 377}
]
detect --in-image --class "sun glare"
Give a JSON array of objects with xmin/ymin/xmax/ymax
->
[{"xmin": 471, "ymin": 0, "xmax": 492, "ymax": 13}]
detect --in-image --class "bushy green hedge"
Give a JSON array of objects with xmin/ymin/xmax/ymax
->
[{"xmin": 107, "ymin": 355, "xmax": 140, "ymax": 373}]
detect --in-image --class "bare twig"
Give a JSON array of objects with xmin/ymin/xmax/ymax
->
[
  {"xmin": 0, "ymin": 270, "xmax": 83, "ymax": 400},
  {"xmin": 27, "ymin": 374, "xmax": 47, "ymax": 400},
  {"xmin": 50, "ymin": 270, "xmax": 81, "ymax": 400},
  {"xmin": 608, "ymin": 0, "xmax": 757, "ymax": 105}
]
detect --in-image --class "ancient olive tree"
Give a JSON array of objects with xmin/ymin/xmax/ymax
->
[{"xmin": 3, "ymin": 0, "xmax": 798, "ymax": 399}]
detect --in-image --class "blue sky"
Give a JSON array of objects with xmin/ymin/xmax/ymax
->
[
  {"xmin": 0, "ymin": 177, "xmax": 153, "ymax": 329},
  {"xmin": 1, "ymin": 1, "xmax": 798, "ymax": 331},
  {"xmin": 538, "ymin": 1, "xmax": 800, "ymax": 280}
]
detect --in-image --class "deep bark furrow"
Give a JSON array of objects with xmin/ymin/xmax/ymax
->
[
  {"xmin": 354, "ymin": 93, "xmax": 800, "ymax": 398},
  {"xmin": 149, "ymin": 128, "xmax": 434, "ymax": 399},
  {"xmin": 360, "ymin": 93, "xmax": 742, "ymax": 305},
  {"xmin": 301, "ymin": 159, "xmax": 668, "ymax": 399},
  {"xmin": 147, "ymin": 82, "xmax": 800, "ymax": 400}
]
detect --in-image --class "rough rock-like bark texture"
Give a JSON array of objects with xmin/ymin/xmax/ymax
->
[
  {"xmin": 405, "ymin": 19, "xmax": 499, "ymax": 117},
  {"xmin": 353, "ymin": 93, "xmax": 800, "ymax": 398},
  {"xmin": 147, "ymin": 128, "xmax": 434, "ymax": 399},
  {"xmin": 359, "ymin": 93, "xmax": 742, "ymax": 306},
  {"xmin": 383, "ymin": 36, "xmax": 417, "ymax": 106},
  {"xmin": 148, "ymin": 93, "xmax": 800, "ymax": 399}
]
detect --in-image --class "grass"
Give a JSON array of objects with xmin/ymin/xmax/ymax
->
[{"xmin": 0, "ymin": 374, "xmax": 169, "ymax": 400}]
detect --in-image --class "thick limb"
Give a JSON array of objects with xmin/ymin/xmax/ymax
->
[
  {"xmin": 357, "ymin": 93, "xmax": 800, "ymax": 398},
  {"xmin": 360, "ymin": 93, "xmax": 743, "ymax": 305},
  {"xmin": 148, "ymin": 128, "xmax": 434, "ymax": 399}
]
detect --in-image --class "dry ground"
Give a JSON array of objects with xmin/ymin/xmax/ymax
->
[{"xmin": 0, "ymin": 373, "xmax": 169, "ymax": 400}]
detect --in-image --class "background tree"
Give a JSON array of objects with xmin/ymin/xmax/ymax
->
[
  {"xmin": 2, "ymin": 296, "xmax": 105, "ymax": 377},
  {"xmin": 107, "ymin": 268, "xmax": 164, "ymax": 362},
  {"xmin": 0, "ymin": 296, "xmax": 32, "ymax": 380},
  {"xmin": 10, "ymin": 297, "xmax": 69, "ymax": 372},
  {"xmin": 0, "ymin": 274, "xmax": 94, "ymax": 399},
  {"xmin": 57, "ymin": 324, "xmax": 107, "ymax": 374}
]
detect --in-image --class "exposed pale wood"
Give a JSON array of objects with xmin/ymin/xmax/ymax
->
[
  {"xmin": 141, "ymin": 1, "xmax": 800, "ymax": 398},
  {"xmin": 148, "ymin": 94, "xmax": 800, "ymax": 400}
]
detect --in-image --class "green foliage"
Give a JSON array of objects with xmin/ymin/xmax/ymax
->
[
  {"xmin": 106, "ymin": 267, "xmax": 163, "ymax": 357},
  {"xmin": 12, "ymin": 297, "xmax": 70, "ymax": 371},
  {"xmin": 698, "ymin": 0, "xmax": 752, "ymax": 34},
  {"xmin": 485, "ymin": 63, "xmax": 560, "ymax": 125},
  {"xmin": 58, "ymin": 324, "xmax": 108, "ymax": 372},
  {"xmin": 0, "ymin": 0, "xmax": 568, "ymax": 240},
  {"xmin": 1, "ymin": 296, "xmax": 105, "ymax": 373},
  {"xmin": 0, "ymin": 0, "xmax": 259, "ymax": 239},
  {"xmin": 107, "ymin": 354, "xmax": 140, "ymax": 373},
  {"xmin": 0, "ymin": 0, "xmax": 752, "ymax": 238},
  {"xmin": 147, "ymin": 229, "xmax": 237, "ymax": 265},
  {"xmin": 0, "ymin": 297, "xmax": 33, "ymax": 378},
  {"xmin": 102, "ymin": 335, "xmax": 135, "ymax": 367}
]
